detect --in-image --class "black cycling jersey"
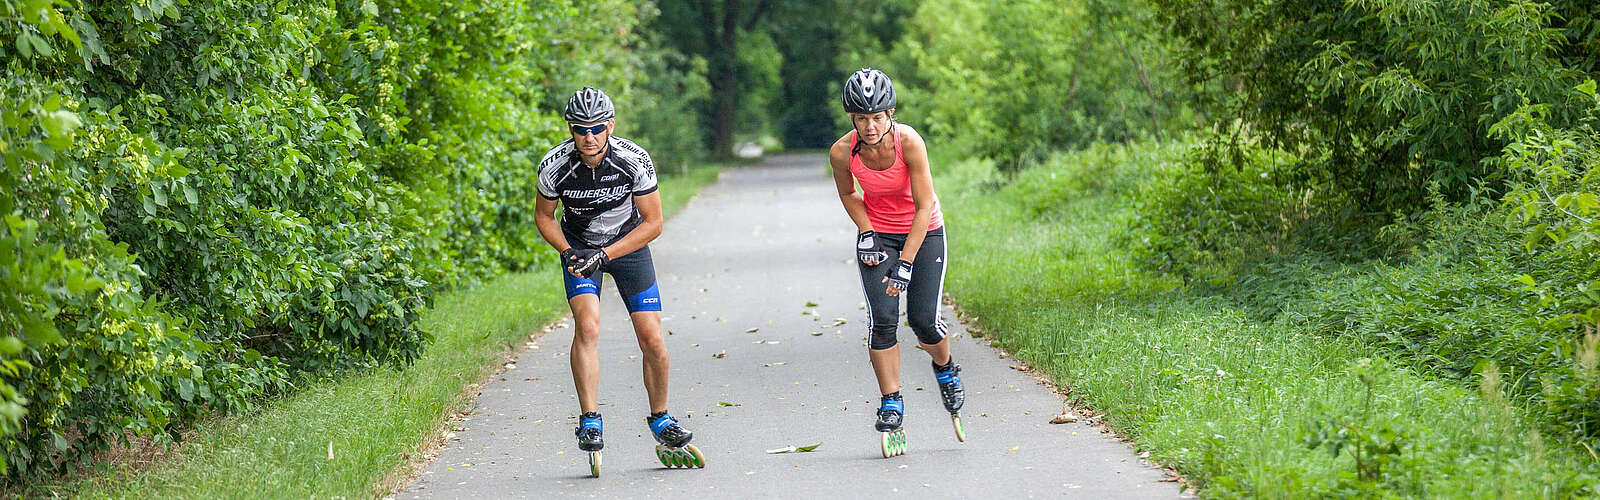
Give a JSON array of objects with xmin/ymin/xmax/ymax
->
[{"xmin": 537, "ymin": 136, "xmax": 658, "ymax": 247}]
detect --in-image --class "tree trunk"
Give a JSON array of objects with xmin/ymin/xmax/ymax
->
[
  {"xmin": 709, "ymin": 56, "xmax": 738, "ymax": 158},
  {"xmin": 707, "ymin": 0, "xmax": 742, "ymax": 159}
]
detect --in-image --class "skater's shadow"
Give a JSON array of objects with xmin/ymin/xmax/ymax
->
[{"xmin": 854, "ymin": 445, "xmax": 964, "ymax": 462}]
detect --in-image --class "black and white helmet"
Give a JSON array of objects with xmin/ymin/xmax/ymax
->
[
  {"xmin": 841, "ymin": 68, "xmax": 896, "ymax": 114},
  {"xmin": 564, "ymin": 86, "xmax": 615, "ymax": 124}
]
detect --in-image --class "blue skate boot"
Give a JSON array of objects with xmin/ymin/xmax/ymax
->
[
  {"xmin": 574, "ymin": 412, "xmax": 603, "ymax": 477},
  {"xmin": 934, "ymin": 359, "xmax": 967, "ymax": 442},
  {"xmin": 876, "ymin": 392, "xmax": 907, "ymax": 457},
  {"xmin": 647, "ymin": 411, "xmax": 705, "ymax": 469}
]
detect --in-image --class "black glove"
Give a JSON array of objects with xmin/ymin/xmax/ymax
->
[
  {"xmin": 567, "ymin": 248, "xmax": 609, "ymax": 278},
  {"xmin": 857, "ymin": 230, "xmax": 888, "ymax": 266},
  {"xmin": 560, "ymin": 248, "xmax": 581, "ymax": 267},
  {"xmin": 886, "ymin": 259, "xmax": 913, "ymax": 292}
]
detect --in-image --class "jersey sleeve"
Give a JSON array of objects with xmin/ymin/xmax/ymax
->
[
  {"xmin": 536, "ymin": 143, "xmax": 568, "ymax": 200},
  {"xmin": 615, "ymin": 138, "xmax": 658, "ymax": 196}
]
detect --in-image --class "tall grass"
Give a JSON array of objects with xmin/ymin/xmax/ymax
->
[{"xmin": 936, "ymin": 142, "xmax": 1597, "ymax": 497}]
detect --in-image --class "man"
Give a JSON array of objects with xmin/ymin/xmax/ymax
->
[{"xmin": 534, "ymin": 86, "xmax": 702, "ymax": 475}]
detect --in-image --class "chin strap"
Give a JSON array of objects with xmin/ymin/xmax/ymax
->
[{"xmin": 851, "ymin": 120, "xmax": 897, "ymax": 157}]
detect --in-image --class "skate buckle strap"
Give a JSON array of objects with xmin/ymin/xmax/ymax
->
[
  {"xmin": 581, "ymin": 417, "xmax": 602, "ymax": 431},
  {"xmin": 937, "ymin": 370, "xmax": 959, "ymax": 384},
  {"xmin": 881, "ymin": 399, "xmax": 904, "ymax": 412},
  {"xmin": 649, "ymin": 414, "xmax": 676, "ymax": 435}
]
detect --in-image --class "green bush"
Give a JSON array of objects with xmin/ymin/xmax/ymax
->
[
  {"xmin": 1157, "ymin": 0, "xmax": 1589, "ymax": 214},
  {"xmin": 1128, "ymin": 137, "xmax": 1314, "ymax": 283},
  {"xmin": 0, "ymin": 0, "xmax": 664, "ymax": 482},
  {"xmin": 1493, "ymin": 79, "xmax": 1600, "ymax": 437}
]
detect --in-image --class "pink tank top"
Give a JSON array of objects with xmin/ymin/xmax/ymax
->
[{"xmin": 849, "ymin": 128, "xmax": 943, "ymax": 234}]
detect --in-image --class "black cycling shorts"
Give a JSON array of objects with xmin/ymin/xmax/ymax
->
[
  {"xmin": 858, "ymin": 228, "xmax": 947, "ymax": 349},
  {"xmin": 561, "ymin": 231, "xmax": 662, "ymax": 313}
]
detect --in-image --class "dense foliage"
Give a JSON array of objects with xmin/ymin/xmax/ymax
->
[
  {"xmin": 1126, "ymin": 1, "xmax": 1600, "ymax": 434},
  {"xmin": 0, "ymin": 0, "xmax": 684, "ymax": 481},
  {"xmin": 881, "ymin": 0, "xmax": 1188, "ymax": 170}
]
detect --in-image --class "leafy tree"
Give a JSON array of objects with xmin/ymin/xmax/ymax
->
[
  {"xmin": 651, "ymin": 0, "xmax": 774, "ymax": 157},
  {"xmin": 883, "ymin": 0, "xmax": 1186, "ymax": 169}
]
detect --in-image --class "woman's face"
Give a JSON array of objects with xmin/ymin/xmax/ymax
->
[{"xmin": 851, "ymin": 110, "xmax": 894, "ymax": 144}]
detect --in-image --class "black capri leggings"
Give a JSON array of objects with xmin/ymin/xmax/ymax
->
[{"xmin": 859, "ymin": 228, "xmax": 947, "ymax": 350}]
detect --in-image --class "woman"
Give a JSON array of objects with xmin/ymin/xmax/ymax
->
[{"xmin": 828, "ymin": 68, "xmax": 966, "ymax": 458}]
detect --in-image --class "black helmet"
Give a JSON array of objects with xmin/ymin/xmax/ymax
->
[
  {"xmin": 564, "ymin": 86, "xmax": 615, "ymax": 123},
  {"xmin": 841, "ymin": 68, "xmax": 896, "ymax": 114}
]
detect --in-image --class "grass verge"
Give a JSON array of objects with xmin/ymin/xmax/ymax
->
[
  {"xmin": 935, "ymin": 142, "xmax": 1596, "ymax": 497},
  {"xmin": 63, "ymin": 163, "xmax": 726, "ymax": 498}
]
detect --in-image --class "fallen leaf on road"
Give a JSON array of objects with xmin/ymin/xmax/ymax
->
[
  {"xmin": 763, "ymin": 362, "xmax": 787, "ymax": 367},
  {"xmin": 766, "ymin": 442, "xmax": 823, "ymax": 454},
  {"xmin": 716, "ymin": 317, "xmax": 726, "ymax": 322},
  {"xmin": 1008, "ymin": 445, "xmax": 1020, "ymax": 451},
  {"xmin": 1049, "ymin": 413, "xmax": 1079, "ymax": 424},
  {"xmin": 831, "ymin": 318, "xmax": 848, "ymax": 326},
  {"xmin": 745, "ymin": 327, "xmax": 760, "ymax": 333},
  {"xmin": 810, "ymin": 331, "xmax": 823, "ymax": 336},
  {"xmin": 805, "ymin": 301, "xmax": 818, "ymax": 307},
  {"xmin": 1160, "ymin": 476, "xmax": 1180, "ymax": 482},
  {"xmin": 718, "ymin": 401, "xmax": 738, "ymax": 407},
  {"xmin": 712, "ymin": 351, "xmax": 726, "ymax": 359}
]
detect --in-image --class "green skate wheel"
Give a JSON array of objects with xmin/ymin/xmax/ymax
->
[
  {"xmin": 657, "ymin": 445, "xmax": 676, "ymax": 467},
  {"xmin": 881, "ymin": 430, "xmax": 907, "ymax": 458},
  {"xmin": 588, "ymin": 451, "xmax": 601, "ymax": 477},
  {"xmin": 952, "ymin": 414, "xmax": 966, "ymax": 442},
  {"xmin": 656, "ymin": 444, "xmax": 705, "ymax": 469},
  {"xmin": 684, "ymin": 444, "xmax": 706, "ymax": 468}
]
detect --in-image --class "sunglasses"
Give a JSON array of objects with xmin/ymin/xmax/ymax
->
[{"xmin": 570, "ymin": 123, "xmax": 608, "ymax": 136}]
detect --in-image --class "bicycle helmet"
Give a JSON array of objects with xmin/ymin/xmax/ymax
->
[{"xmin": 565, "ymin": 86, "xmax": 616, "ymax": 123}]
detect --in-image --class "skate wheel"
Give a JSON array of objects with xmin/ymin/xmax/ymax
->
[
  {"xmin": 952, "ymin": 414, "xmax": 966, "ymax": 442},
  {"xmin": 684, "ymin": 444, "xmax": 706, "ymax": 468},
  {"xmin": 880, "ymin": 429, "xmax": 907, "ymax": 458},
  {"xmin": 656, "ymin": 444, "xmax": 706, "ymax": 469},
  {"xmin": 588, "ymin": 451, "xmax": 601, "ymax": 477}
]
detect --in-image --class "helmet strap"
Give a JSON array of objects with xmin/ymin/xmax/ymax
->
[{"xmin": 852, "ymin": 116, "xmax": 897, "ymax": 157}]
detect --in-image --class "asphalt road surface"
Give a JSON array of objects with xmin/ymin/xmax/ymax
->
[{"xmin": 400, "ymin": 153, "xmax": 1184, "ymax": 499}]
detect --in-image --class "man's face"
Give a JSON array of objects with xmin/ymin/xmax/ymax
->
[{"xmin": 570, "ymin": 120, "xmax": 614, "ymax": 157}]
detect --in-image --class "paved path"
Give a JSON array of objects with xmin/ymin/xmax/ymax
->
[{"xmin": 400, "ymin": 154, "xmax": 1182, "ymax": 499}]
